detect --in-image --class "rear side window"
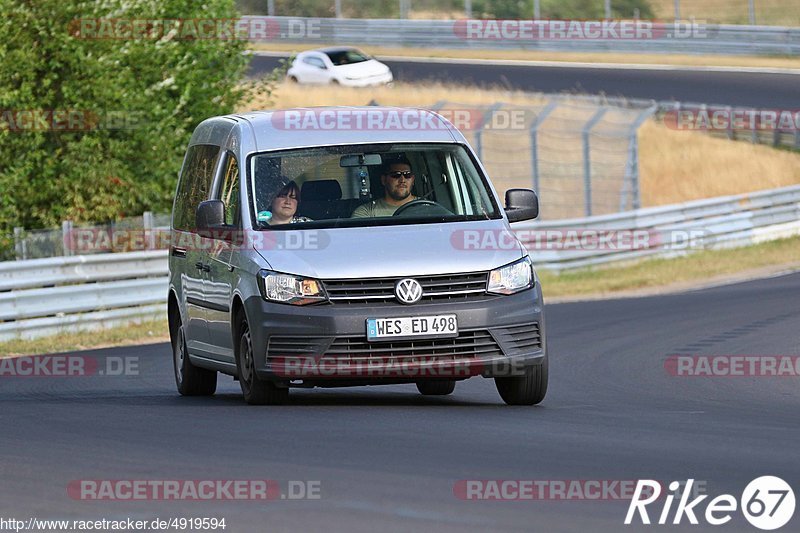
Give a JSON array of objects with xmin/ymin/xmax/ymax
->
[
  {"xmin": 303, "ymin": 56, "xmax": 326, "ymax": 69},
  {"xmin": 173, "ymin": 144, "xmax": 220, "ymax": 231}
]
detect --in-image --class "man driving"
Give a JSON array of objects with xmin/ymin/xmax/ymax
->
[{"xmin": 351, "ymin": 156, "xmax": 418, "ymax": 218}]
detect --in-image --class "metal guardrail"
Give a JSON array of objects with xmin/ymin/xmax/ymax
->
[
  {"xmin": 1, "ymin": 185, "xmax": 799, "ymax": 340},
  {"xmin": 517, "ymin": 184, "xmax": 800, "ymax": 270},
  {"xmin": 245, "ymin": 17, "xmax": 800, "ymax": 56},
  {"xmin": 0, "ymin": 251, "xmax": 167, "ymax": 342}
]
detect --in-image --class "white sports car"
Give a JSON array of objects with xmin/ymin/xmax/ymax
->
[{"xmin": 287, "ymin": 47, "xmax": 394, "ymax": 87}]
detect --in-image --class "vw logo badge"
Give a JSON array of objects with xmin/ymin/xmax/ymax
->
[{"xmin": 395, "ymin": 278, "xmax": 423, "ymax": 304}]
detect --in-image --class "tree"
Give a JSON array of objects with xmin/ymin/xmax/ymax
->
[{"xmin": 0, "ymin": 0, "xmax": 252, "ymax": 257}]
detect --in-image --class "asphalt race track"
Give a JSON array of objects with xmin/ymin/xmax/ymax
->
[
  {"xmin": 2, "ymin": 272, "xmax": 798, "ymax": 532},
  {"xmin": 248, "ymin": 54, "xmax": 800, "ymax": 109}
]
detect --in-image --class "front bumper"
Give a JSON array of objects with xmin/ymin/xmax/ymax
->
[
  {"xmin": 339, "ymin": 71, "xmax": 394, "ymax": 87},
  {"xmin": 243, "ymin": 282, "xmax": 546, "ymax": 383}
]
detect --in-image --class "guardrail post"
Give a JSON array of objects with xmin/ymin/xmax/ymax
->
[
  {"xmin": 62, "ymin": 220, "xmax": 74, "ymax": 257},
  {"xmin": 399, "ymin": 0, "xmax": 409, "ymax": 19},
  {"xmin": 621, "ymin": 105, "xmax": 657, "ymax": 212},
  {"xmin": 474, "ymin": 102, "xmax": 503, "ymax": 162},
  {"xmin": 582, "ymin": 108, "xmax": 608, "ymax": 217},
  {"xmin": 529, "ymin": 100, "xmax": 557, "ymax": 194},
  {"xmin": 335, "ymin": 0, "xmax": 343, "ymax": 18},
  {"xmin": 604, "ymin": 0, "xmax": 611, "ymax": 19},
  {"xmin": 673, "ymin": 0, "xmax": 680, "ymax": 20},
  {"xmin": 267, "ymin": 0, "xmax": 275, "ymax": 16},
  {"xmin": 726, "ymin": 106, "xmax": 734, "ymax": 140},
  {"xmin": 14, "ymin": 227, "xmax": 25, "ymax": 261},
  {"xmin": 143, "ymin": 211, "xmax": 155, "ymax": 251},
  {"xmin": 534, "ymin": 0, "xmax": 541, "ymax": 18},
  {"xmin": 749, "ymin": 0, "xmax": 756, "ymax": 25},
  {"xmin": 465, "ymin": 0, "xmax": 472, "ymax": 18}
]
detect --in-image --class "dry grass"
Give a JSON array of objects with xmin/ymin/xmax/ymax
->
[
  {"xmin": 539, "ymin": 235, "xmax": 800, "ymax": 298},
  {"xmin": 639, "ymin": 121, "xmax": 800, "ymax": 205},
  {"xmin": 245, "ymin": 80, "xmax": 550, "ymax": 110},
  {"xmin": 0, "ymin": 320, "xmax": 169, "ymax": 357},
  {"xmin": 246, "ymin": 82, "xmax": 800, "ymax": 208},
  {"xmin": 649, "ymin": 0, "xmax": 800, "ymax": 27},
  {"xmin": 250, "ymin": 42, "xmax": 800, "ymax": 70}
]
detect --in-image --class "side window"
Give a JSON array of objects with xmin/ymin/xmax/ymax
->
[
  {"xmin": 303, "ymin": 56, "xmax": 325, "ymax": 69},
  {"xmin": 173, "ymin": 144, "xmax": 220, "ymax": 231},
  {"xmin": 216, "ymin": 153, "xmax": 240, "ymax": 226}
]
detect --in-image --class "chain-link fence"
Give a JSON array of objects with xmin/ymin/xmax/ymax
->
[
  {"xmin": 11, "ymin": 213, "xmax": 171, "ymax": 261},
  {"xmin": 237, "ymin": 0, "xmax": 800, "ymax": 26},
  {"xmin": 426, "ymin": 98, "xmax": 656, "ymax": 219}
]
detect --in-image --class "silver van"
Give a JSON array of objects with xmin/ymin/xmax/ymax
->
[{"xmin": 168, "ymin": 107, "xmax": 547, "ymax": 405}]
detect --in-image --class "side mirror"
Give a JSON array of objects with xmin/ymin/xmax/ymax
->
[
  {"xmin": 196, "ymin": 200, "xmax": 244, "ymax": 244},
  {"xmin": 196, "ymin": 200, "xmax": 224, "ymax": 231},
  {"xmin": 504, "ymin": 188, "xmax": 539, "ymax": 223}
]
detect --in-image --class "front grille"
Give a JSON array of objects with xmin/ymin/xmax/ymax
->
[
  {"xmin": 322, "ymin": 272, "xmax": 491, "ymax": 305},
  {"xmin": 267, "ymin": 329, "xmax": 502, "ymax": 364}
]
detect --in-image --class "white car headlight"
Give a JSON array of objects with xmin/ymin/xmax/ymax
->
[
  {"xmin": 487, "ymin": 257, "xmax": 534, "ymax": 295},
  {"xmin": 257, "ymin": 270, "xmax": 327, "ymax": 305}
]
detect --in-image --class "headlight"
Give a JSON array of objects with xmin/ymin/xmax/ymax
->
[
  {"xmin": 257, "ymin": 270, "xmax": 327, "ymax": 305},
  {"xmin": 487, "ymin": 257, "xmax": 534, "ymax": 295}
]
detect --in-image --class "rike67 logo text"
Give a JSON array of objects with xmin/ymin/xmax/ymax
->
[{"xmin": 625, "ymin": 477, "xmax": 795, "ymax": 530}]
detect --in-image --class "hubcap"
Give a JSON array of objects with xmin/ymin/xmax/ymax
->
[
  {"xmin": 240, "ymin": 328, "xmax": 253, "ymax": 384},
  {"xmin": 174, "ymin": 328, "xmax": 185, "ymax": 385}
]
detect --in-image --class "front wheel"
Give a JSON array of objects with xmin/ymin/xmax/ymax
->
[
  {"xmin": 236, "ymin": 316, "xmax": 289, "ymax": 405},
  {"xmin": 495, "ymin": 356, "xmax": 548, "ymax": 405},
  {"xmin": 173, "ymin": 322, "xmax": 217, "ymax": 396}
]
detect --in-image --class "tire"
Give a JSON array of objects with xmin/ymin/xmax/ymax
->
[
  {"xmin": 416, "ymin": 380, "xmax": 456, "ymax": 396},
  {"xmin": 173, "ymin": 321, "xmax": 217, "ymax": 396},
  {"xmin": 236, "ymin": 315, "xmax": 289, "ymax": 405},
  {"xmin": 288, "ymin": 75, "xmax": 298, "ymax": 83},
  {"xmin": 495, "ymin": 355, "xmax": 548, "ymax": 406}
]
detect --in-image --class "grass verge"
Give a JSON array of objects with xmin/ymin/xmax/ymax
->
[
  {"xmin": 0, "ymin": 319, "xmax": 169, "ymax": 357},
  {"xmin": 249, "ymin": 43, "xmax": 800, "ymax": 70},
  {"xmin": 539, "ymin": 235, "xmax": 800, "ymax": 299}
]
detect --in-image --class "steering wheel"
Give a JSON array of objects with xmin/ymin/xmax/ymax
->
[{"xmin": 393, "ymin": 199, "xmax": 452, "ymax": 217}]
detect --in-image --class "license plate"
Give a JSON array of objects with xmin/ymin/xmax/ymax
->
[{"xmin": 366, "ymin": 314, "xmax": 458, "ymax": 342}]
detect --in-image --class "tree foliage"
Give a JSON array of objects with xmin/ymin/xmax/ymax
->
[{"xmin": 0, "ymin": 0, "xmax": 253, "ymax": 255}]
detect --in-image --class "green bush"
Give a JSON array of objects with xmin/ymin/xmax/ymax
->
[{"xmin": 0, "ymin": 0, "xmax": 254, "ymax": 256}]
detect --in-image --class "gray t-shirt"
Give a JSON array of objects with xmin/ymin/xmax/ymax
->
[{"xmin": 351, "ymin": 197, "xmax": 415, "ymax": 218}]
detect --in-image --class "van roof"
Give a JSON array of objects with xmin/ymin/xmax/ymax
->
[{"xmin": 190, "ymin": 107, "xmax": 464, "ymax": 152}]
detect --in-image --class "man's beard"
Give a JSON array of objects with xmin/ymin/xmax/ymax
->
[{"xmin": 387, "ymin": 187, "xmax": 411, "ymax": 201}]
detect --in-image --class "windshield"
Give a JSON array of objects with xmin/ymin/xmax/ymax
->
[
  {"xmin": 249, "ymin": 143, "xmax": 501, "ymax": 229},
  {"xmin": 324, "ymin": 49, "xmax": 370, "ymax": 66}
]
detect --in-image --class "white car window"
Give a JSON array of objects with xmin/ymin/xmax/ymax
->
[{"xmin": 302, "ymin": 56, "xmax": 326, "ymax": 69}]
